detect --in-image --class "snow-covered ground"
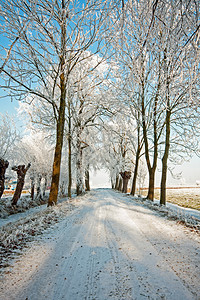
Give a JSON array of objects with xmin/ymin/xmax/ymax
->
[{"xmin": 0, "ymin": 189, "xmax": 199, "ymax": 299}]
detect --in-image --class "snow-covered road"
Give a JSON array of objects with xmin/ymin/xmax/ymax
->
[{"xmin": 0, "ymin": 189, "xmax": 199, "ymax": 300}]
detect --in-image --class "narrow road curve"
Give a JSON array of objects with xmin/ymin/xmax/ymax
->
[{"xmin": 0, "ymin": 189, "xmax": 199, "ymax": 299}]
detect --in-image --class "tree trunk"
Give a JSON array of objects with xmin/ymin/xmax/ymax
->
[
  {"xmin": 115, "ymin": 175, "xmax": 119, "ymax": 190},
  {"xmin": 142, "ymin": 92, "xmax": 158, "ymax": 201},
  {"xmin": 121, "ymin": 171, "xmax": 131, "ymax": 193},
  {"xmin": 76, "ymin": 138, "xmax": 84, "ymax": 196},
  {"xmin": 85, "ymin": 168, "xmax": 90, "ymax": 191},
  {"xmin": 0, "ymin": 159, "xmax": 9, "ymax": 199},
  {"xmin": 36, "ymin": 174, "xmax": 42, "ymax": 200},
  {"xmin": 131, "ymin": 120, "xmax": 142, "ymax": 196},
  {"xmin": 48, "ymin": 100, "xmax": 65, "ymax": 206},
  {"xmin": 111, "ymin": 178, "xmax": 114, "ymax": 189},
  {"xmin": 118, "ymin": 177, "xmax": 122, "ymax": 191},
  {"xmin": 43, "ymin": 174, "xmax": 48, "ymax": 198},
  {"xmin": 160, "ymin": 108, "xmax": 171, "ymax": 205},
  {"xmin": 141, "ymin": 58, "xmax": 159, "ymax": 202},
  {"xmin": 122, "ymin": 178, "xmax": 129, "ymax": 193},
  {"xmin": 12, "ymin": 163, "xmax": 31, "ymax": 206},
  {"xmin": 131, "ymin": 147, "xmax": 140, "ymax": 196},
  {"xmin": 30, "ymin": 176, "xmax": 35, "ymax": 200},
  {"xmin": 12, "ymin": 181, "xmax": 24, "ymax": 206},
  {"xmin": 48, "ymin": 2, "xmax": 66, "ymax": 206},
  {"xmin": 68, "ymin": 100, "xmax": 72, "ymax": 198},
  {"xmin": 147, "ymin": 168, "xmax": 156, "ymax": 201}
]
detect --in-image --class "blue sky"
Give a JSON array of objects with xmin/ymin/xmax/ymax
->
[{"xmin": 0, "ymin": 96, "xmax": 19, "ymax": 115}]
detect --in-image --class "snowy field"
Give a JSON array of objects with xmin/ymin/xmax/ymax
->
[{"xmin": 0, "ymin": 189, "xmax": 200, "ymax": 299}]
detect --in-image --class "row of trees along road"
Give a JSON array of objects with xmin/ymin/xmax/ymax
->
[
  {"xmin": 108, "ymin": 0, "xmax": 200, "ymax": 204},
  {"xmin": 0, "ymin": 114, "xmax": 53, "ymax": 204},
  {"xmin": 0, "ymin": 0, "xmax": 120, "ymax": 206},
  {"xmin": 0, "ymin": 0, "xmax": 199, "ymax": 206}
]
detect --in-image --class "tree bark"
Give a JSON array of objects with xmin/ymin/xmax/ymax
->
[
  {"xmin": 12, "ymin": 163, "xmax": 31, "ymax": 206},
  {"xmin": 118, "ymin": 177, "xmax": 122, "ymax": 191},
  {"xmin": 111, "ymin": 180, "xmax": 114, "ymax": 189},
  {"xmin": 147, "ymin": 168, "xmax": 156, "ymax": 200},
  {"xmin": 121, "ymin": 171, "xmax": 131, "ymax": 193},
  {"xmin": 0, "ymin": 159, "xmax": 9, "ymax": 199},
  {"xmin": 43, "ymin": 174, "xmax": 48, "ymax": 198},
  {"xmin": 30, "ymin": 176, "xmax": 35, "ymax": 200},
  {"xmin": 131, "ymin": 144, "xmax": 141, "ymax": 196},
  {"xmin": 36, "ymin": 174, "xmax": 42, "ymax": 200},
  {"xmin": 122, "ymin": 178, "xmax": 129, "ymax": 193},
  {"xmin": 85, "ymin": 168, "xmax": 90, "ymax": 191},
  {"xmin": 48, "ymin": 93, "xmax": 65, "ymax": 206},
  {"xmin": 115, "ymin": 175, "xmax": 119, "ymax": 190},
  {"xmin": 131, "ymin": 116, "xmax": 142, "ymax": 196},
  {"xmin": 76, "ymin": 137, "xmax": 84, "ymax": 195},
  {"xmin": 48, "ymin": 1, "xmax": 66, "ymax": 206},
  {"xmin": 68, "ymin": 99, "xmax": 72, "ymax": 198},
  {"xmin": 131, "ymin": 160, "xmax": 139, "ymax": 196},
  {"xmin": 160, "ymin": 106, "xmax": 171, "ymax": 205}
]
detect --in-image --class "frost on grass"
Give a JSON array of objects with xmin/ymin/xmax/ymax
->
[
  {"xmin": 131, "ymin": 195, "xmax": 200, "ymax": 234},
  {"xmin": 0, "ymin": 199, "xmax": 75, "ymax": 271},
  {"xmin": 0, "ymin": 195, "xmax": 48, "ymax": 218}
]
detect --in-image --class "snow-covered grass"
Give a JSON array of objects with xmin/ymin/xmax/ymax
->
[
  {"xmin": 0, "ymin": 195, "xmax": 48, "ymax": 219},
  {"xmin": 129, "ymin": 192, "xmax": 200, "ymax": 233},
  {"xmin": 0, "ymin": 194, "xmax": 83, "ymax": 271}
]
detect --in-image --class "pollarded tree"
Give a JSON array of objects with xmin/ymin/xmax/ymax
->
[
  {"xmin": 111, "ymin": 73, "xmax": 145, "ymax": 196},
  {"xmin": 101, "ymin": 112, "xmax": 135, "ymax": 193},
  {"xmin": 12, "ymin": 163, "xmax": 31, "ymax": 206},
  {"xmin": 17, "ymin": 132, "xmax": 53, "ymax": 199}
]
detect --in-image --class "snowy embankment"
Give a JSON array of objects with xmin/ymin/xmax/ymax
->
[
  {"xmin": 0, "ymin": 194, "xmax": 80, "ymax": 270},
  {"xmin": 0, "ymin": 189, "xmax": 199, "ymax": 299},
  {"xmin": 133, "ymin": 196, "xmax": 200, "ymax": 231},
  {"xmin": 0, "ymin": 194, "xmax": 48, "ymax": 219}
]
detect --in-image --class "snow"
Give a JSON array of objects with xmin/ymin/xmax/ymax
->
[
  {"xmin": 140, "ymin": 196, "xmax": 200, "ymax": 228},
  {"xmin": 0, "ymin": 189, "xmax": 200, "ymax": 299}
]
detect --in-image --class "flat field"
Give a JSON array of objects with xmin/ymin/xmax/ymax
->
[{"xmin": 140, "ymin": 187, "xmax": 200, "ymax": 211}]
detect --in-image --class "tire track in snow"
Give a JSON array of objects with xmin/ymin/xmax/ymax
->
[
  {"xmin": 0, "ymin": 189, "xmax": 199, "ymax": 300},
  {"xmin": 111, "ymin": 191, "xmax": 200, "ymax": 299},
  {"xmin": 101, "ymin": 190, "xmax": 198, "ymax": 299},
  {"xmin": 103, "ymin": 200, "xmax": 134, "ymax": 299}
]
